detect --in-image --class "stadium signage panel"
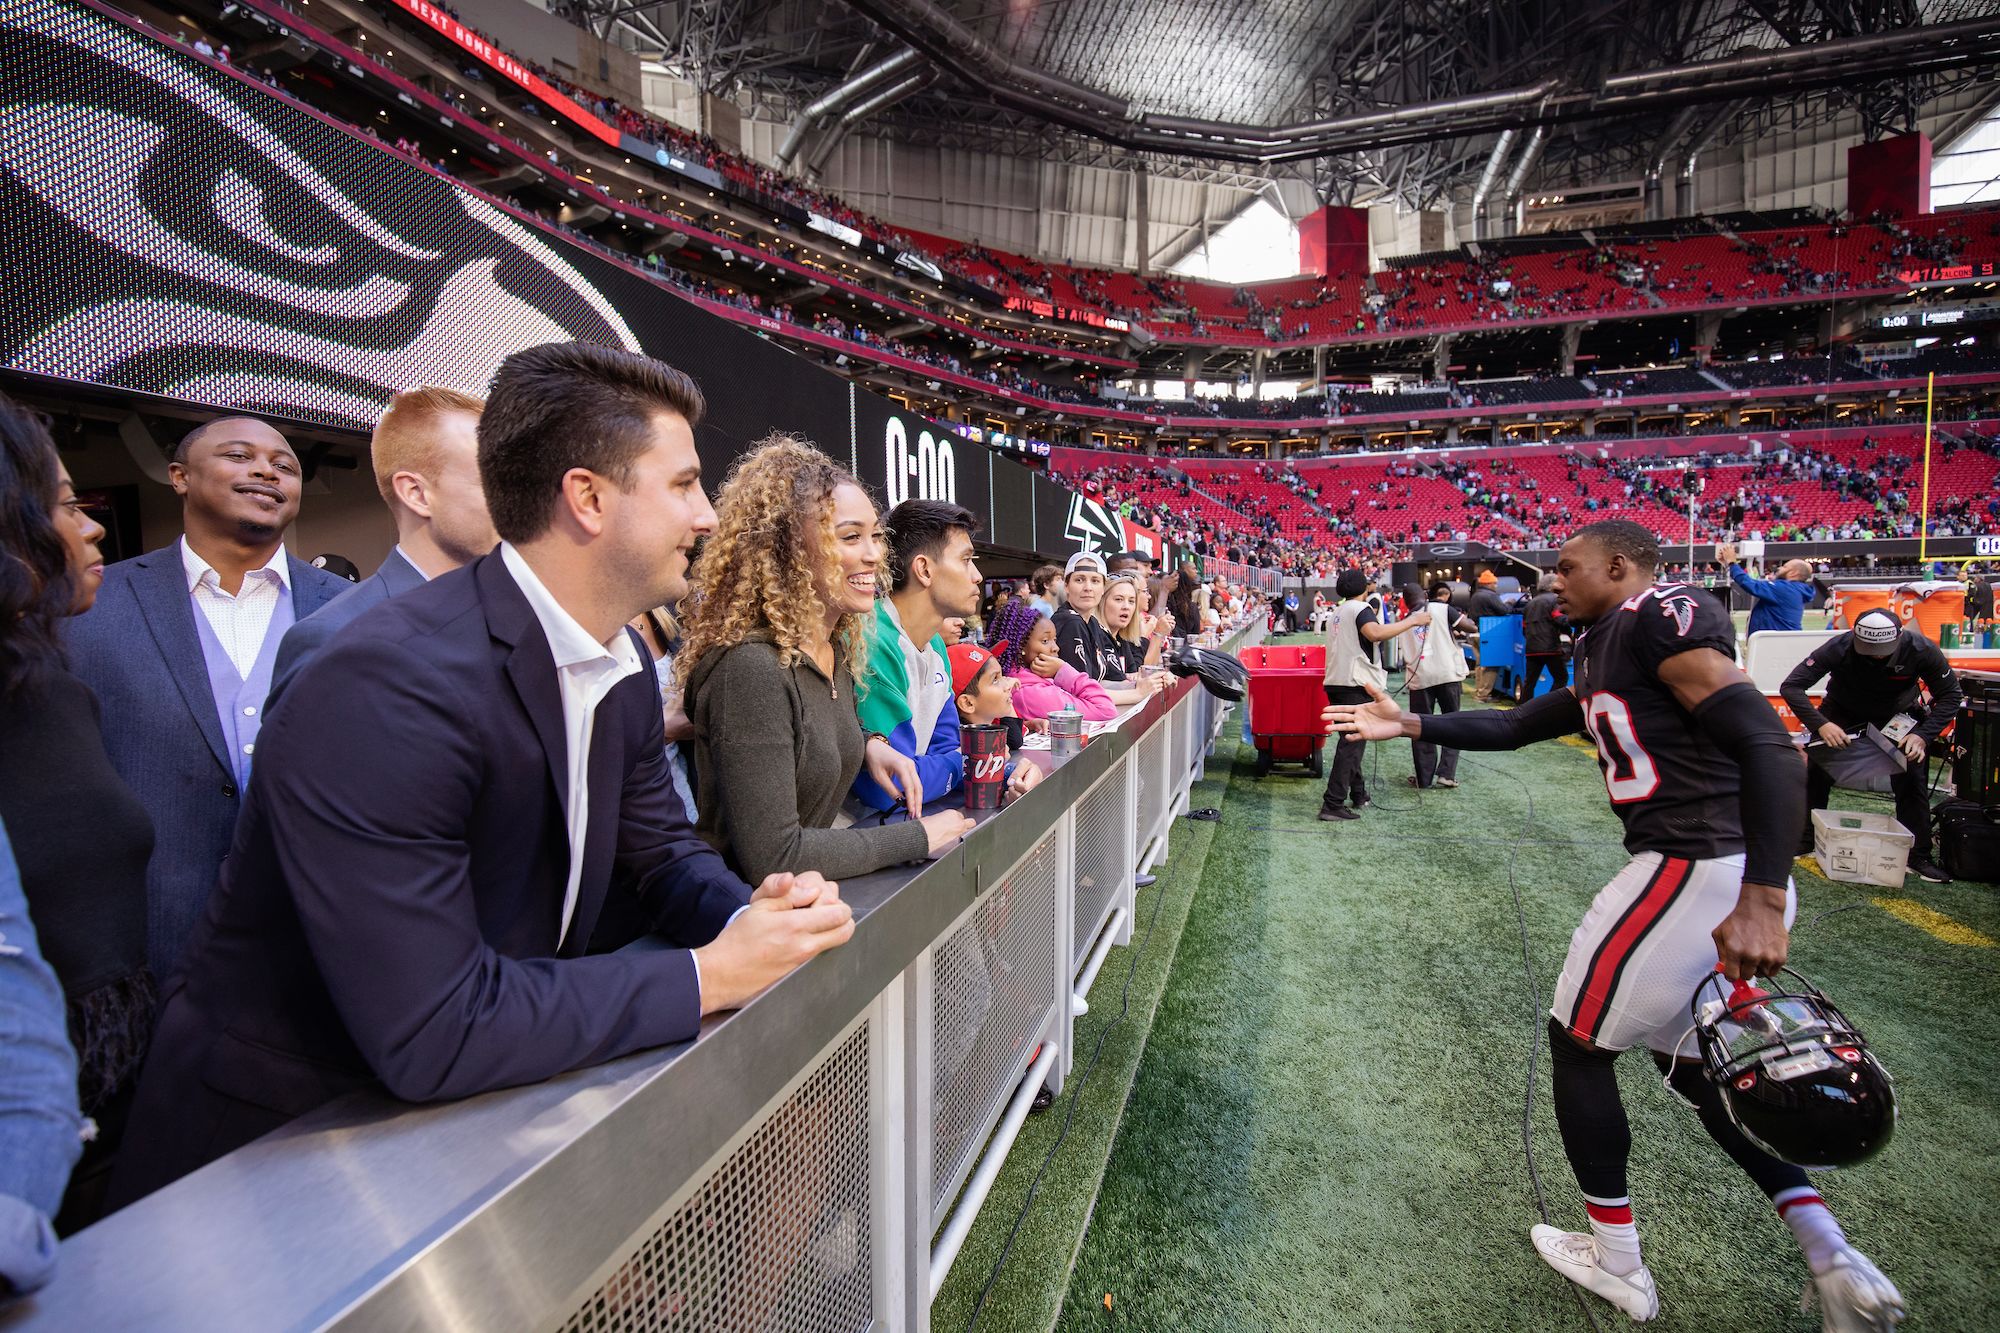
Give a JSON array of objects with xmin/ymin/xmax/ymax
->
[
  {"xmin": 386, "ymin": 0, "xmax": 620, "ymax": 146},
  {"xmin": 1977, "ymin": 536, "xmax": 2000, "ymax": 556},
  {"xmin": 1002, "ymin": 296, "xmax": 1130, "ymax": 332},
  {"xmin": 620, "ymin": 133, "xmax": 727, "ymax": 191},
  {"xmin": 1897, "ymin": 260, "xmax": 1998, "ymax": 284},
  {"xmin": 881, "ymin": 414, "xmax": 957, "ymax": 507},
  {"xmin": 1065, "ymin": 494, "xmax": 1125, "ymax": 553},
  {"xmin": 1877, "ymin": 307, "xmax": 1991, "ymax": 330},
  {"xmin": 894, "ymin": 251, "xmax": 945, "ymax": 283},
  {"xmin": 807, "ymin": 212, "xmax": 864, "ymax": 247}
]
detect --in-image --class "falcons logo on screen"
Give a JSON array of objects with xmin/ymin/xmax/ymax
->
[{"xmin": 0, "ymin": 0, "xmax": 639, "ymax": 428}]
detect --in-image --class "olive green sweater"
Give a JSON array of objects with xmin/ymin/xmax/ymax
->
[{"xmin": 683, "ymin": 636, "xmax": 931, "ymax": 884}]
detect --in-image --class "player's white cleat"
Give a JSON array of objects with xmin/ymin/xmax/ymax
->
[
  {"xmin": 1804, "ymin": 1247, "xmax": 1905, "ymax": 1331},
  {"xmin": 1530, "ymin": 1224, "xmax": 1660, "ymax": 1322}
]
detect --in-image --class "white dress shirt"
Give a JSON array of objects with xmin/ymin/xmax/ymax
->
[
  {"xmin": 392, "ymin": 544, "xmax": 432, "ymax": 581},
  {"xmin": 498, "ymin": 544, "xmax": 645, "ymax": 947},
  {"xmin": 180, "ymin": 537, "xmax": 290, "ymax": 678}
]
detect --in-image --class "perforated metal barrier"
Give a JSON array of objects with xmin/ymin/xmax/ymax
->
[
  {"xmin": 560, "ymin": 1021, "xmax": 877, "ymax": 1333},
  {"xmin": 928, "ymin": 827, "xmax": 1063, "ymax": 1225},
  {"xmin": 1070, "ymin": 768, "xmax": 1129, "ymax": 972}
]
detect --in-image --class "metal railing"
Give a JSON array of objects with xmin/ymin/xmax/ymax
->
[{"xmin": 9, "ymin": 624, "xmax": 1259, "ymax": 1333}]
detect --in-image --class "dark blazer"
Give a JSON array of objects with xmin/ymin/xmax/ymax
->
[
  {"xmin": 63, "ymin": 544, "xmax": 348, "ymax": 977},
  {"xmin": 270, "ymin": 546, "xmax": 428, "ymax": 689},
  {"xmin": 110, "ymin": 553, "xmax": 749, "ymax": 1205}
]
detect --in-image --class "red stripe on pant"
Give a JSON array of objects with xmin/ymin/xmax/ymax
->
[{"xmin": 1569, "ymin": 856, "xmax": 1693, "ymax": 1043}]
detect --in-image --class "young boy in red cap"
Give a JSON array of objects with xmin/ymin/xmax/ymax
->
[{"xmin": 948, "ymin": 640, "xmax": 1043, "ymax": 798}]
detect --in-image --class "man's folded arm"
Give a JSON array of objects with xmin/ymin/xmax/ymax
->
[{"xmin": 265, "ymin": 640, "xmax": 705, "ymax": 1104}]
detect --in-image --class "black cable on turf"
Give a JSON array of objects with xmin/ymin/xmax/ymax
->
[
  {"xmin": 1459, "ymin": 751, "xmax": 1610, "ymax": 1333},
  {"xmin": 960, "ymin": 711, "xmax": 1219, "ymax": 1332}
]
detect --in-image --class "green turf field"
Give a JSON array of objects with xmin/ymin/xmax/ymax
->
[{"xmin": 936, "ymin": 645, "xmax": 2000, "ymax": 1333}]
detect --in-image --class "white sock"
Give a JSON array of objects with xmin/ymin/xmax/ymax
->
[
  {"xmin": 1775, "ymin": 1186, "xmax": 1848, "ymax": 1276},
  {"xmin": 1584, "ymin": 1193, "xmax": 1643, "ymax": 1276}
]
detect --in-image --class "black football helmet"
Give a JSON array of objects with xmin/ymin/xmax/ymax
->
[
  {"xmin": 1690, "ymin": 967, "xmax": 1895, "ymax": 1169},
  {"xmin": 1165, "ymin": 646, "xmax": 1248, "ymax": 702}
]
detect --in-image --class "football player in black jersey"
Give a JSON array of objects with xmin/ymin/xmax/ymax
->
[{"xmin": 1326, "ymin": 521, "xmax": 1903, "ymax": 1329}]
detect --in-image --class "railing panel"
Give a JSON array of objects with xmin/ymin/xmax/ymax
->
[
  {"xmin": 929, "ymin": 827, "xmax": 1063, "ymax": 1226},
  {"xmin": 558, "ymin": 1019, "xmax": 876, "ymax": 1333},
  {"xmin": 1135, "ymin": 723, "xmax": 1170, "ymax": 857},
  {"xmin": 1070, "ymin": 761, "xmax": 1129, "ymax": 973}
]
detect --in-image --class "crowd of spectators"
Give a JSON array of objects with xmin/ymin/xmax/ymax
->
[{"xmin": 0, "ymin": 344, "xmax": 1281, "ymax": 1287}]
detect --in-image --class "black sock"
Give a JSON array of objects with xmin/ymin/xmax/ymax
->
[
  {"xmin": 1549, "ymin": 1019, "xmax": 1644, "ymax": 1272},
  {"xmin": 1650, "ymin": 1051, "xmax": 1811, "ymax": 1199},
  {"xmin": 1548, "ymin": 1017, "xmax": 1630, "ymax": 1202}
]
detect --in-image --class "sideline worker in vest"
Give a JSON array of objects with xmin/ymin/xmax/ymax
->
[
  {"xmin": 1320, "ymin": 569, "xmax": 1426, "ymax": 820},
  {"xmin": 1404, "ymin": 582, "xmax": 1477, "ymax": 790},
  {"xmin": 1779, "ymin": 608, "xmax": 1961, "ymax": 884}
]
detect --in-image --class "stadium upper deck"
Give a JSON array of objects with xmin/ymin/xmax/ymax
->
[{"xmin": 188, "ymin": 0, "xmax": 2000, "ymax": 371}]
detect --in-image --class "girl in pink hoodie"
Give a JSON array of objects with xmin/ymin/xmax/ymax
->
[{"xmin": 1003, "ymin": 612, "xmax": 1117, "ymax": 722}]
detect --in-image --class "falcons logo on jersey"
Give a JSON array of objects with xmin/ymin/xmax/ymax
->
[{"xmin": 1660, "ymin": 592, "xmax": 1699, "ymax": 638}]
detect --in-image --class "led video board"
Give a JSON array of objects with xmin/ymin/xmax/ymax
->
[{"xmin": 0, "ymin": 0, "xmax": 1076, "ymax": 552}]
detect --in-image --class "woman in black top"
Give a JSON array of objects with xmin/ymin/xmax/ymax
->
[
  {"xmin": 1050, "ymin": 551, "xmax": 1110, "ymax": 678},
  {"xmin": 1052, "ymin": 556, "xmax": 1159, "ymax": 707},
  {"xmin": 1166, "ymin": 562, "xmax": 1203, "ymax": 638},
  {"xmin": 0, "ymin": 394, "xmax": 155, "ymax": 1232}
]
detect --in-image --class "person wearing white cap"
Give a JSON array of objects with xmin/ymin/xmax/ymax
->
[
  {"xmin": 1052, "ymin": 551, "xmax": 1161, "ymax": 708},
  {"xmin": 1779, "ymin": 608, "xmax": 1963, "ymax": 883}
]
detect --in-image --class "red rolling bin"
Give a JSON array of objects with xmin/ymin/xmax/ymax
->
[{"xmin": 1239, "ymin": 644, "xmax": 1328, "ymax": 778}]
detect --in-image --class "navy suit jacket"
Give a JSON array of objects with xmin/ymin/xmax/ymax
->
[
  {"xmin": 111, "ymin": 553, "xmax": 749, "ymax": 1204},
  {"xmin": 63, "ymin": 545, "xmax": 348, "ymax": 977},
  {"xmin": 270, "ymin": 546, "xmax": 428, "ymax": 689}
]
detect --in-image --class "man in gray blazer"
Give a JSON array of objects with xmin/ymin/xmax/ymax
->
[
  {"xmin": 64, "ymin": 416, "xmax": 349, "ymax": 978},
  {"xmin": 273, "ymin": 387, "xmax": 495, "ymax": 685}
]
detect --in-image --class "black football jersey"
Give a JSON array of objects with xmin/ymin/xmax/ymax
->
[{"xmin": 1571, "ymin": 583, "xmax": 1745, "ymax": 860}]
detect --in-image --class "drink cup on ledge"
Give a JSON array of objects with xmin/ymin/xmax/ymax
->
[{"xmin": 961, "ymin": 723, "xmax": 1007, "ymax": 810}]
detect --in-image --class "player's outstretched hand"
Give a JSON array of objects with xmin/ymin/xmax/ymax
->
[
  {"xmin": 1713, "ymin": 882, "xmax": 1789, "ymax": 982},
  {"xmin": 1322, "ymin": 682, "xmax": 1408, "ymax": 743}
]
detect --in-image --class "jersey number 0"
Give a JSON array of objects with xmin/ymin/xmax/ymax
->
[{"xmin": 1582, "ymin": 693, "xmax": 1661, "ymax": 803}]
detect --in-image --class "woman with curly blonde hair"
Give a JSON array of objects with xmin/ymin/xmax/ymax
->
[{"xmin": 679, "ymin": 435, "xmax": 972, "ymax": 883}]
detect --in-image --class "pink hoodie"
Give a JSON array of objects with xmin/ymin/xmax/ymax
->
[{"xmin": 1008, "ymin": 662, "xmax": 1117, "ymax": 722}]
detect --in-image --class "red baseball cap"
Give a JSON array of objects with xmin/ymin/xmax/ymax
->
[{"xmin": 949, "ymin": 641, "xmax": 1005, "ymax": 694}]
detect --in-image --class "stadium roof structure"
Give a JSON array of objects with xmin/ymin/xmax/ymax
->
[{"xmin": 567, "ymin": 0, "xmax": 2000, "ymax": 203}]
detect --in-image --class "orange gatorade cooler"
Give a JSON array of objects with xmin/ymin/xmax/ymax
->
[
  {"xmin": 1892, "ymin": 583, "xmax": 1966, "ymax": 645},
  {"xmin": 1826, "ymin": 584, "xmax": 1896, "ymax": 630}
]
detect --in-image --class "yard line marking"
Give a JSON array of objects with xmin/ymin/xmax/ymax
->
[
  {"xmin": 1558, "ymin": 734, "xmax": 1597, "ymax": 753},
  {"xmin": 1872, "ymin": 897, "xmax": 1996, "ymax": 948}
]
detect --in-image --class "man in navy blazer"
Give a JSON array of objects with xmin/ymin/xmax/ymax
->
[
  {"xmin": 272, "ymin": 386, "xmax": 496, "ymax": 686},
  {"xmin": 111, "ymin": 343, "xmax": 855, "ymax": 1205},
  {"xmin": 64, "ymin": 417, "xmax": 349, "ymax": 978}
]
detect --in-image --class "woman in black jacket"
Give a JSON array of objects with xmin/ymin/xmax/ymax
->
[
  {"xmin": 1166, "ymin": 561, "xmax": 1203, "ymax": 638},
  {"xmin": 0, "ymin": 393, "xmax": 156, "ymax": 1231}
]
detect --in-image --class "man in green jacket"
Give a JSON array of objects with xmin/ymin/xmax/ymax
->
[{"xmin": 853, "ymin": 500, "xmax": 984, "ymax": 812}]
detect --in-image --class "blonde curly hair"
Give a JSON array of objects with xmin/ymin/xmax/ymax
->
[{"xmin": 677, "ymin": 433, "xmax": 875, "ymax": 684}]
